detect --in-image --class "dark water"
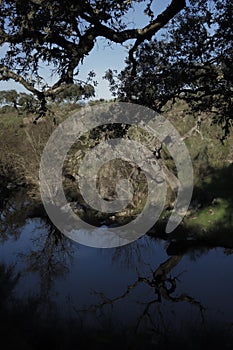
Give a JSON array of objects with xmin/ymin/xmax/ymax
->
[{"xmin": 1, "ymin": 192, "xmax": 233, "ymax": 349}]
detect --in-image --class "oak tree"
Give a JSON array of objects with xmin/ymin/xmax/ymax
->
[
  {"xmin": 106, "ymin": 0, "xmax": 233, "ymax": 139},
  {"xmin": 0, "ymin": 0, "xmax": 185, "ymax": 119}
]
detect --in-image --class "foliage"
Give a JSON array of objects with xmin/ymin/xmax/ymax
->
[
  {"xmin": 106, "ymin": 0, "xmax": 233, "ymax": 140},
  {"xmin": 0, "ymin": 84, "xmax": 94, "ymax": 115},
  {"xmin": 0, "ymin": 0, "xmax": 185, "ymax": 116},
  {"xmin": 53, "ymin": 83, "xmax": 95, "ymax": 104},
  {"xmin": 0, "ymin": 89, "xmax": 38, "ymax": 114}
]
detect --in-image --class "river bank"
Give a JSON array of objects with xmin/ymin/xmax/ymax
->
[{"xmin": 1, "ymin": 103, "xmax": 233, "ymax": 246}]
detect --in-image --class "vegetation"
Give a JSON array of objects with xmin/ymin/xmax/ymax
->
[
  {"xmin": 0, "ymin": 99, "xmax": 233, "ymax": 244},
  {"xmin": 1, "ymin": 2, "xmax": 233, "ymax": 348},
  {"xmin": 106, "ymin": 0, "xmax": 233, "ymax": 140},
  {"xmin": 0, "ymin": 0, "xmax": 185, "ymax": 118},
  {"xmin": 0, "ymin": 0, "xmax": 232, "ymax": 250}
]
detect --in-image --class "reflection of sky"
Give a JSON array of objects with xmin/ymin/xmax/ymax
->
[
  {"xmin": 0, "ymin": 1, "xmax": 170, "ymax": 99},
  {"xmin": 1, "ymin": 216, "xmax": 233, "ymax": 330},
  {"xmin": 174, "ymin": 250, "xmax": 233, "ymax": 323}
]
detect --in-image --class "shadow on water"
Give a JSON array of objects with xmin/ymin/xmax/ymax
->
[{"xmin": 1, "ymin": 185, "xmax": 233, "ymax": 349}]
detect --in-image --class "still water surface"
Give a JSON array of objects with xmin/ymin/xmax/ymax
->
[
  {"xmin": 1, "ymin": 214, "xmax": 233, "ymax": 333},
  {"xmin": 1, "ymin": 190, "xmax": 233, "ymax": 350}
]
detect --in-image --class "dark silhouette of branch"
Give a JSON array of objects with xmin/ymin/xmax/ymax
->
[{"xmin": 75, "ymin": 255, "xmax": 205, "ymax": 330}]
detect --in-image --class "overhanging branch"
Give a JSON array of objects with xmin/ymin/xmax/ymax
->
[
  {"xmin": 0, "ymin": 0, "xmax": 186, "ymax": 118},
  {"xmin": 0, "ymin": 65, "xmax": 41, "ymax": 98},
  {"xmin": 129, "ymin": 0, "xmax": 186, "ymax": 74}
]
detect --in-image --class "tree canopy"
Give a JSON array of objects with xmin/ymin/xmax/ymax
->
[
  {"xmin": 0, "ymin": 84, "xmax": 94, "ymax": 115},
  {"xmin": 106, "ymin": 0, "xmax": 233, "ymax": 140},
  {"xmin": 0, "ymin": 0, "xmax": 185, "ymax": 118}
]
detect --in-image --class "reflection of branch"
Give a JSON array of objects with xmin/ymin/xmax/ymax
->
[
  {"xmin": 20, "ymin": 220, "xmax": 73, "ymax": 300},
  {"xmin": 77, "ymin": 277, "xmax": 144, "ymax": 312},
  {"xmin": 76, "ymin": 255, "xmax": 205, "ymax": 330}
]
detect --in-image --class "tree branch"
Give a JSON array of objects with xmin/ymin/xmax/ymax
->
[
  {"xmin": 0, "ymin": 0, "xmax": 186, "ymax": 119},
  {"xmin": 0, "ymin": 65, "xmax": 41, "ymax": 98},
  {"xmin": 129, "ymin": 0, "xmax": 186, "ymax": 73},
  {"xmin": 82, "ymin": 0, "xmax": 186, "ymax": 73}
]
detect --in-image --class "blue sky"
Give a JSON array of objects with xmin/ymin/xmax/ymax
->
[{"xmin": 0, "ymin": 1, "xmax": 170, "ymax": 100}]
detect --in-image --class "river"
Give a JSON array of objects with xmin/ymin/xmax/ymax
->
[{"xmin": 0, "ymin": 191, "xmax": 233, "ymax": 349}]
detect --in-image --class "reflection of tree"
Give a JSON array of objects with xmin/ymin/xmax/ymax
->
[
  {"xmin": 0, "ymin": 190, "xmax": 74, "ymax": 302},
  {"xmin": 20, "ymin": 219, "xmax": 74, "ymax": 301},
  {"xmin": 0, "ymin": 189, "xmax": 46, "ymax": 242},
  {"xmin": 0, "ymin": 190, "xmax": 29, "ymax": 241},
  {"xmin": 77, "ymin": 255, "xmax": 205, "ymax": 331},
  {"xmin": 0, "ymin": 263, "xmax": 20, "ymax": 311},
  {"xmin": 111, "ymin": 238, "xmax": 152, "ymax": 269}
]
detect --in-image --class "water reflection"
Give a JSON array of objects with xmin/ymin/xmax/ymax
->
[
  {"xmin": 0, "ymin": 190, "xmax": 233, "ymax": 348},
  {"xmin": 19, "ymin": 221, "xmax": 74, "ymax": 302},
  {"xmin": 77, "ymin": 254, "xmax": 205, "ymax": 332}
]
